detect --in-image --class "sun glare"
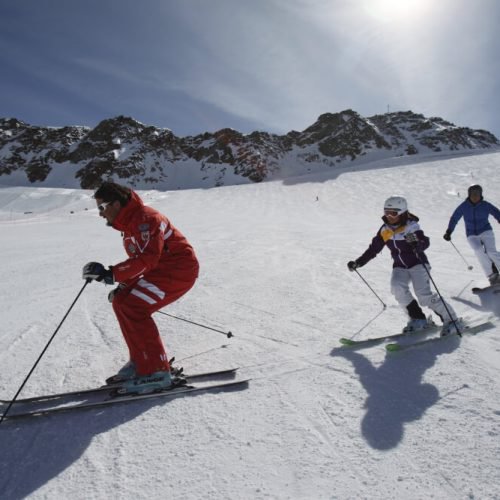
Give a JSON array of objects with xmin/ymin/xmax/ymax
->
[{"xmin": 364, "ymin": 0, "xmax": 428, "ymax": 23}]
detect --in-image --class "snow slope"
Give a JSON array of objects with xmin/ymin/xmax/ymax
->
[{"xmin": 0, "ymin": 151, "xmax": 499, "ymax": 500}]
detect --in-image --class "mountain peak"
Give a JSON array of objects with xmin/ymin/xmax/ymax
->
[{"xmin": 0, "ymin": 110, "xmax": 497, "ymax": 190}]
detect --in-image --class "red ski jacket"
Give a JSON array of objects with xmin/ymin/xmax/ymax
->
[{"xmin": 110, "ymin": 191, "xmax": 199, "ymax": 285}]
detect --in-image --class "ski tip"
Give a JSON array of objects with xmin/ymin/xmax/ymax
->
[
  {"xmin": 385, "ymin": 343, "xmax": 401, "ymax": 352},
  {"xmin": 339, "ymin": 338, "xmax": 356, "ymax": 346}
]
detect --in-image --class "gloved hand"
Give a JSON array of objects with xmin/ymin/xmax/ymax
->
[
  {"xmin": 347, "ymin": 260, "xmax": 360, "ymax": 272},
  {"xmin": 405, "ymin": 232, "xmax": 419, "ymax": 247},
  {"xmin": 82, "ymin": 262, "xmax": 114, "ymax": 285},
  {"xmin": 443, "ymin": 230, "xmax": 452, "ymax": 241},
  {"xmin": 108, "ymin": 284, "xmax": 125, "ymax": 303}
]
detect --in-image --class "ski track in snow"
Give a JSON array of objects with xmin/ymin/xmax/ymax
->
[{"xmin": 0, "ymin": 151, "xmax": 500, "ymax": 499}]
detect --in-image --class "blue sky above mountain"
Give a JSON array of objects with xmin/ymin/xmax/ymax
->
[{"xmin": 1, "ymin": 0, "xmax": 499, "ymax": 138}]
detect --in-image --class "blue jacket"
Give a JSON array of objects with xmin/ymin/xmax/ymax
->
[
  {"xmin": 447, "ymin": 199, "xmax": 500, "ymax": 237},
  {"xmin": 356, "ymin": 214, "xmax": 429, "ymax": 269}
]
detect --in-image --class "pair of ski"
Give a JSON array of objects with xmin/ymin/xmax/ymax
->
[
  {"xmin": 1, "ymin": 368, "xmax": 248, "ymax": 422},
  {"xmin": 340, "ymin": 318, "xmax": 495, "ymax": 352}
]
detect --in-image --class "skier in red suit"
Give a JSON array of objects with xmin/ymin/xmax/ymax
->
[{"xmin": 82, "ymin": 181, "xmax": 199, "ymax": 394}]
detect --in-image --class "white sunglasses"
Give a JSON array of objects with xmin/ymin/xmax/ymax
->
[{"xmin": 97, "ymin": 201, "xmax": 112, "ymax": 212}]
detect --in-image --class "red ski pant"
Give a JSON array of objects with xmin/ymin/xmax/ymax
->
[{"xmin": 112, "ymin": 274, "xmax": 197, "ymax": 375}]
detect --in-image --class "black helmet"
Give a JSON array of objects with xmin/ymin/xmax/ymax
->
[{"xmin": 468, "ymin": 184, "xmax": 483, "ymax": 197}]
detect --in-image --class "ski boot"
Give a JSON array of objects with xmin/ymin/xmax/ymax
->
[
  {"xmin": 403, "ymin": 317, "xmax": 432, "ymax": 334},
  {"xmin": 106, "ymin": 360, "xmax": 136, "ymax": 385},
  {"xmin": 116, "ymin": 370, "xmax": 185, "ymax": 396},
  {"xmin": 441, "ymin": 318, "xmax": 464, "ymax": 337}
]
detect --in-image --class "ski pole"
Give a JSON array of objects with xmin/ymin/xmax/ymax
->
[
  {"xmin": 353, "ymin": 269, "xmax": 387, "ymax": 309},
  {"xmin": 157, "ymin": 311, "xmax": 233, "ymax": 338},
  {"xmin": 413, "ymin": 251, "xmax": 462, "ymax": 337},
  {"xmin": 450, "ymin": 241, "xmax": 473, "ymax": 270},
  {"xmin": 0, "ymin": 279, "xmax": 91, "ymax": 425}
]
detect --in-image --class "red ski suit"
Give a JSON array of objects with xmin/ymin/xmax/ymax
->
[{"xmin": 110, "ymin": 191, "xmax": 199, "ymax": 375}]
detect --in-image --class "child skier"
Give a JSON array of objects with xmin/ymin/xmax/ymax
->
[
  {"xmin": 347, "ymin": 195, "xmax": 460, "ymax": 336},
  {"xmin": 444, "ymin": 184, "xmax": 500, "ymax": 285}
]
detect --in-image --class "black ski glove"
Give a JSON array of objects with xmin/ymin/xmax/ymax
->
[
  {"xmin": 82, "ymin": 262, "xmax": 114, "ymax": 285},
  {"xmin": 405, "ymin": 232, "xmax": 419, "ymax": 247},
  {"xmin": 443, "ymin": 230, "xmax": 452, "ymax": 241},
  {"xmin": 108, "ymin": 284, "xmax": 126, "ymax": 302},
  {"xmin": 347, "ymin": 260, "xmax": 360, "ymax": 272}
]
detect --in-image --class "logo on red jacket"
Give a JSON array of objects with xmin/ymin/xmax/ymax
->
[{"xmin": 139, "ymin": 223, "xmax": 150, "ymax": 242}]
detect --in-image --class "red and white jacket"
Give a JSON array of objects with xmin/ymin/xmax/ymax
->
[{"xmin": 111, "ymin": 191, "xmax": 199, "ymax": 285}]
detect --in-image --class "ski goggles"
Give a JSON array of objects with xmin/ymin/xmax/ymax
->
[
  {"xmin": 97, "ymin": 201, "xmax": 112, "ymax": 212},
  {"xmin": 384, "ymin": 209, "xmax": 400, "ymax": 217}
]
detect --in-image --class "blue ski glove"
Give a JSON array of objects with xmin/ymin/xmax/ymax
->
[{"xmin": 82, "ymin": 262, "xmax": 114, "ymax": 285}]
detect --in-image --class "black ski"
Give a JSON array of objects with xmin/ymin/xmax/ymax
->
[
  {"xmin": 2, "ymin": 378, "xmax": 250, "ymax": 421},
  {"xmin": 0, "ymin": 368, "xmax": 238, "ymax": 405}
]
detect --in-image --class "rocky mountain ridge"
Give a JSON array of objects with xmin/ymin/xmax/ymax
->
[{"xmin": 0, "ymin": 110, "xmax": 497, "ymax": 190}]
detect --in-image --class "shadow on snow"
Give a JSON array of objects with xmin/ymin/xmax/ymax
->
[
  {"xmin": 331, "ymin": 333, "xmax": 462, "ymax": 451},
  {"xmin": 330, "ymin": 287, "xmax": 498, "ymax": 452},
  {"xmin": 0, "ymin": 383, "xmax": 248, "ymax": 499}
]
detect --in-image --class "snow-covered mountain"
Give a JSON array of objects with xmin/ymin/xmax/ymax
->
[
  {"xmin": 1, "ymin": 150, "xmax": 499, "ymax": 499},
  {"xmin": 1, "ymin": 110, "xmax": 498, "ymax": 190}
]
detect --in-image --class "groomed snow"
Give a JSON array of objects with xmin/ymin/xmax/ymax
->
[{"xmin": 0, "ymin": 151, "xmax": 499, "ymax": 499}]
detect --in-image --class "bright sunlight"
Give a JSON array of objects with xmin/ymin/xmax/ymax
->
[{"xmin": 363, "ymin": 0, "xmax": 431, "ymax": 23}]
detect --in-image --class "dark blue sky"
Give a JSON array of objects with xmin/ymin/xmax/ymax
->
[{"xmin": 1, "ymin": 0, "xmax": 499, "ymax": 138}]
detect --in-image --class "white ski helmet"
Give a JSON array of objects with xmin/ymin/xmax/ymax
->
[{"xmin": 384, "ymin": 195, "xmax": 407, "ymax": 214}]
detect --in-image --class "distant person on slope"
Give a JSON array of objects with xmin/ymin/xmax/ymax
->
[
  {"xmin": 443, "ymin": 184, "xmax": 500, "ymax": 285},
  {"xmin": 347, "ymin": 195, "xmax": 460, "ymax": 336},
  {"xmin": 82, "ymin": 181, "xmax": 199, "ymax": 394}
]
